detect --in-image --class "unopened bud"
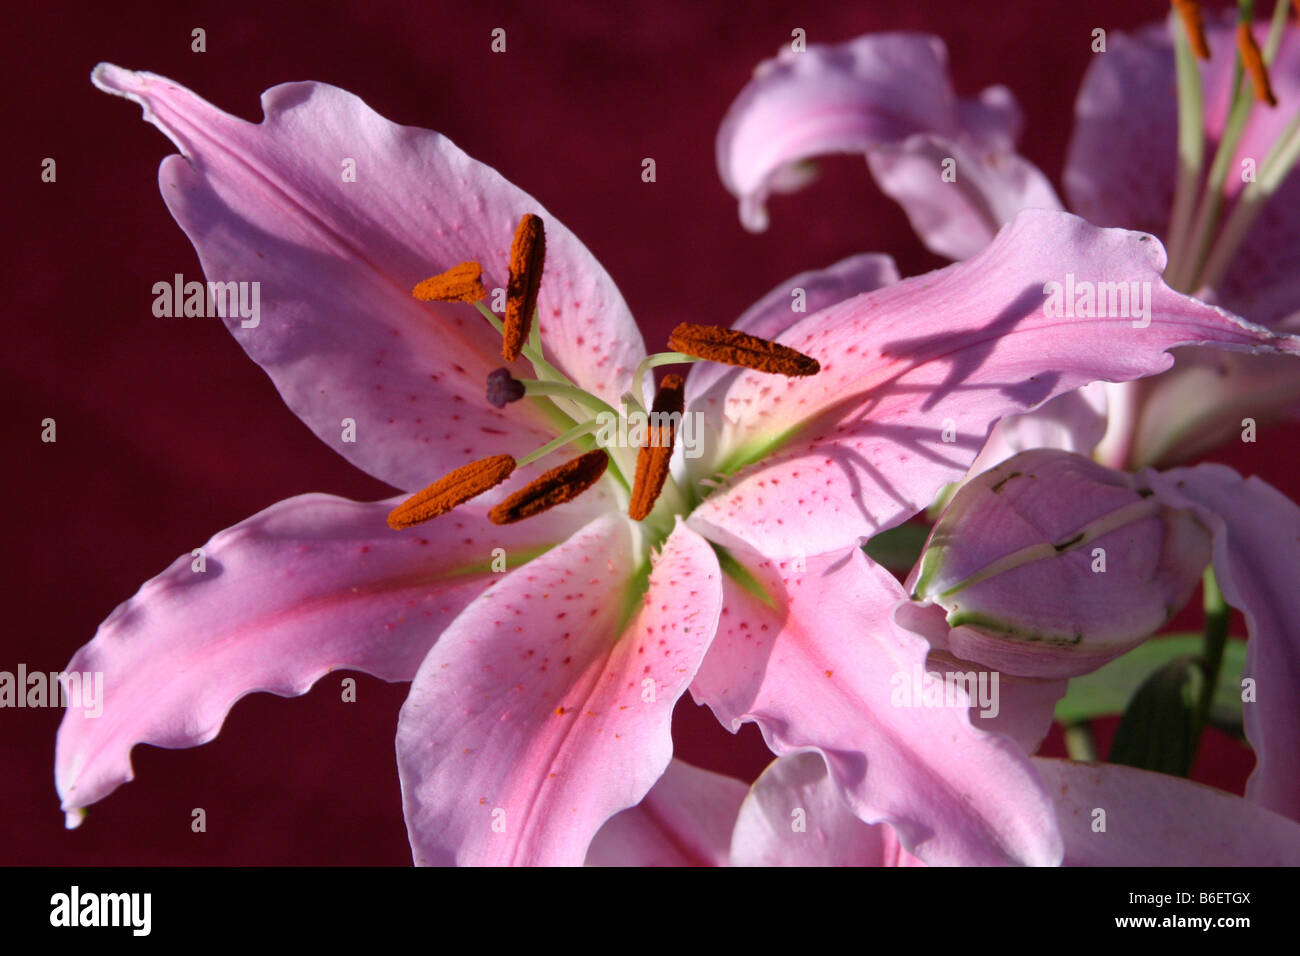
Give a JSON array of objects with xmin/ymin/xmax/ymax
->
[{"xmin": 909, "ymin": 450, "xmax": 1211, "ymax": 678}]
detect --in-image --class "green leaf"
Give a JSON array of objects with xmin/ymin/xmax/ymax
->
[
  {"xmin": 1054, "ymin": 634, "xmax": 1246, "ymax": 732},
  {"xmin": 1108, "ymin": 656, "xmax": 1204, "ymax": 776},
  {"xmin": 863, "ymin": 522, "xmax": 930, "ymax": 571}
]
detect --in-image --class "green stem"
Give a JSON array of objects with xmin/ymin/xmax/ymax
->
[
  {"xmin": 632, "ymin": 352, "xmax": 701, "ymax": 408},
  {"xmin": 1192, "ymin": 566, "xmax": 1231, "ymax": 752},
  {"xmin": 1164, "ymin": 9, "xmax": 1206, "ymax": 286},
  {"xmin": 516, "ymin": 420, "xmax": 601, "ymax": 467},
  {"xmin": 1064, "ymin": 722, "xmax": 1098, "ymax": 763}
]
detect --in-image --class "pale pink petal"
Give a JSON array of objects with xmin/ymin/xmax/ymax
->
[
  {"xmin": 691, "ymin": 545, "xmax": 1062, "ymax": 866},
  {"xmin": 911, "ymin": 450, "xmax": 1211, "ymax": 679},
  {"xmin": 1066, "ymin": 19, "xmax": 1300, "ymax": 327},
  {"xmin": 730, "ymin": 751, "xmax": 923, "ymax": 866},
  {"xmin": 966, "ymin": 383, "xmax": 1109, "ymax": 477},
  {"xmin": 93, "ymin": 64, "xmax": 645, "ymax": 492},
  {"xmin": 1034, "ymin": 758, "xmax": 1300, "ymax": 865},
  {"xmin": 867, "ymin": 133, "xmax": 1063, "ymax": 259},
  {"xmin": 55, "ymin": 491, "xmax": 603, "ymax": 816},
  {"xmin": 716, "ymin": 33, "xmax": 1039, "ymax": 238},
  {"xmin": 688, "ymin": 210, "xmax": 1300, "ymax": 559},
  {"xmin": 686, "ymin": 253, "xmax": 899, "ymax": 424},
  {"xmin": 585, "ymin": 759, "xmax": 748, "ymax": 866},
  {"xmin": 1143, "ymin": 465, "xmax": 1300, "ymax": 822},
  {"xmin": 1064, "ymin": 22, "xmax": 1178, "ymax": 241},
  {"xmin": 1127, "ymin": 348, "xmax": 1300, "ymax": 467},
  {"xmin": 396, "ymin": 517, "xmax": 722, "ymax": 866}
]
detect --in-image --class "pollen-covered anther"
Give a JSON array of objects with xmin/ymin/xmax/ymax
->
[
  {"xmin": 1171, "ymin": 0, "xmax": 1210, "ymax": 60},
  {"xmin": 667, "ymin": 322, "xmax": 820, "ymax": 376},
  {"xmin": 1237, "ymin": 21, "xmax": 1278, "ymax": 106},
  {"xmin": 485, "ymin": 368, "xmax": 526, "ymax": 408},
  {"xmin": 412, "ymin": 261, "xmax": 487, "ymax": 303},
  {"xmin": 504, "ymin": 213, "xmax": 546, "ymax": 362},
  {"xmin": 489, "ymin": 449, "xmax": 608, "ymax": 525},
  {"xmin": 628, "ymin": 374, "xmax": 685, "ymax": 521},
  {"xmin": 387, "ymin": 454, "xmax": 516, "ymax": 529}
]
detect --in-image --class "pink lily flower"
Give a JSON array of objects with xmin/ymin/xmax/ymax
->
[
  {"xmin": 716, "ymin": 6, "xmax": 1300, "ymax": 469},
  {"xmin": 59, "ymin": 64, "xmax": 1299, "ymax": 866}
]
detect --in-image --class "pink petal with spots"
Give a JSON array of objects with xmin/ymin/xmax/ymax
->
[
  {"xmin": 397, "ymin": 516, "xmax": 722, "ymax": 865},
  {"xmin": 1143, "ymin": 465, "xmax": 1300, "ymax": 823},
  {"xmin": 730, "ymin": 752, "xmax": 924, "ymax": 866},
  {"xmin": 93, "ymin": 64, "xmax": 645, "ymax": 492},
  {"xmin": 585, "ymin": 758, "xmax": 748, "ymax": 866},
  {"xmin": 55, "ymin": 491, "xmax": 598, "ymax": 818},
  {"xmin": 1034, "ymin": 758, "xmax": 1300, "ymax": 865},
  {"xmin": 691, "ymin": 545, "xmax": 1062, "ymax": 866},
  {"xmin": 688, "ymin": 210, "xmax": 1300, "ymax": 559},
  {"xmin": 687, "ymin": 253, "xmax": 899, "ymax": 465},
  {"xmin": 716, "ymin": 32, "xmax": 1033, "ymax": 239},
  {"xmin": 1065, "ymin": 17, "xmax": 1300, "ymax": 327}
]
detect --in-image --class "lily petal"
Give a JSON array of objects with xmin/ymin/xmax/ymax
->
[
  {"xmin": 688, "ymin": 210, "xmax": 1299, "ymax": 559},
  {"xmin": 1034, "ymin": 758, "xmax": 1300, "ymax": 865},
  {"xmin": 396, "ymin": 516, "xmax": 722, "ymax": 865},
  {"xmin": 686, "ymin": 252, "xmax": 898, "ymax": 461},
  {"xmin": 691, "ymin": 544, "xmax": 1062, "ymax": 866},
  {"xmin": 1143, "ymin": 465, "xmax": 1300, "ymax": 822},
  {"xmin": 866, "ymin": 132, "xmax": 1063, "ymax": 260},
  {"xmin": 585, "ymin": 758, "xmax": 748, "ymax": 866},
  {"xmin": 730, "ymin": 751, "xmax": 923, "ymax": 866},
  {"xmin": 55, "ymin": 491, "xmax": 600, "ymax": 816},
  {"xmin": 93, "ymin": 64, "xmax": 645, "ymax": 492},
  {"xmin": 716, "ymin": 33, "xmax": 1057, "ymax": 254}
]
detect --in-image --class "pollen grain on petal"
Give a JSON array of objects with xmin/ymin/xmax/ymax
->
[
  {"xmin": 412, "ymin": 261, "xmax": 488, "ymax": 303},
  {"xmin": 504, "ymin": 214, "xmax": 546, "ymax": 361},
  {"xmin": 1171, "ymin": 0, "xmax": 1210, "ymax": 60},
  {"xmin": 629, "ymin": 374, "xmax": 685, "ymax": 521},
  {"xmin": 489, "ymin": 449, "xmax": 608, "ymax": 524},
  {"xmin": 387, "ymin": 454, "xmax": 516, "ymax": 529},
  {"xmin": 667, "ymin": 322, "xmax": 820, "ymax": 377},
  {"xmin": 1237, "ymin": 21, "xmax": 1278, "ymax": 107}
]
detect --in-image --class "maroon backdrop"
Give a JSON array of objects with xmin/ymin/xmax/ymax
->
[{"xmin": 3, "ymin": 0, "xmax": 1284, "ymax": 864}]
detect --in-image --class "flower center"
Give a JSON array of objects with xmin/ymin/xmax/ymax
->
[{"xmin": 391, "ymin": 213, "xmax": 821, "ymax": 533}]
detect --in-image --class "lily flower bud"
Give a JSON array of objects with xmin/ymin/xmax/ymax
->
[{"xmin": 909, "ymin": 450, "xmax": 1211, "ymax": 678}]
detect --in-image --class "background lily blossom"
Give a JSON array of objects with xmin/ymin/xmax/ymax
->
[{"xmin": 718, "ymin": 8, "xmax": 1300, "ymax": 469}]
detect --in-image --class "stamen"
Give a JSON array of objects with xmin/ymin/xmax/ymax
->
[
  {"xmin": 1172, "ymin": 0, "xmax": 1211, "ymax": 59},
  {"xmin": 412, "ymin": 261, "xmax": 487, "ymax": 303},
  {"xmin": 667, "ymin": 323, "xmax": 820, "ymax": 377},
  {"xmin": 486, "ymin": 368, "xmax": 526, "ymax": 408},
  {"xmin": 504, "ymin": 214, "xmax": 545, "ymax": 362},
  {"xmin": 489, "ymin": 449, "xmax": 609, "ymax": 524},
  {"xmin": 1237, "ymin": 20, "xmax": 1278, "ymax": 106},
  {"xmin": 387, "ymin": 455, "xmax": 516, "ymax": 529},
  {"xmin": 628, "ymin": 374, "xmax": 685, "ymax": 521}
]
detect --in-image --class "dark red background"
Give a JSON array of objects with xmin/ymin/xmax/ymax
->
[{"xmin": 3, "ymin": 0, "xmax": 1282, "ymax": 864}]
